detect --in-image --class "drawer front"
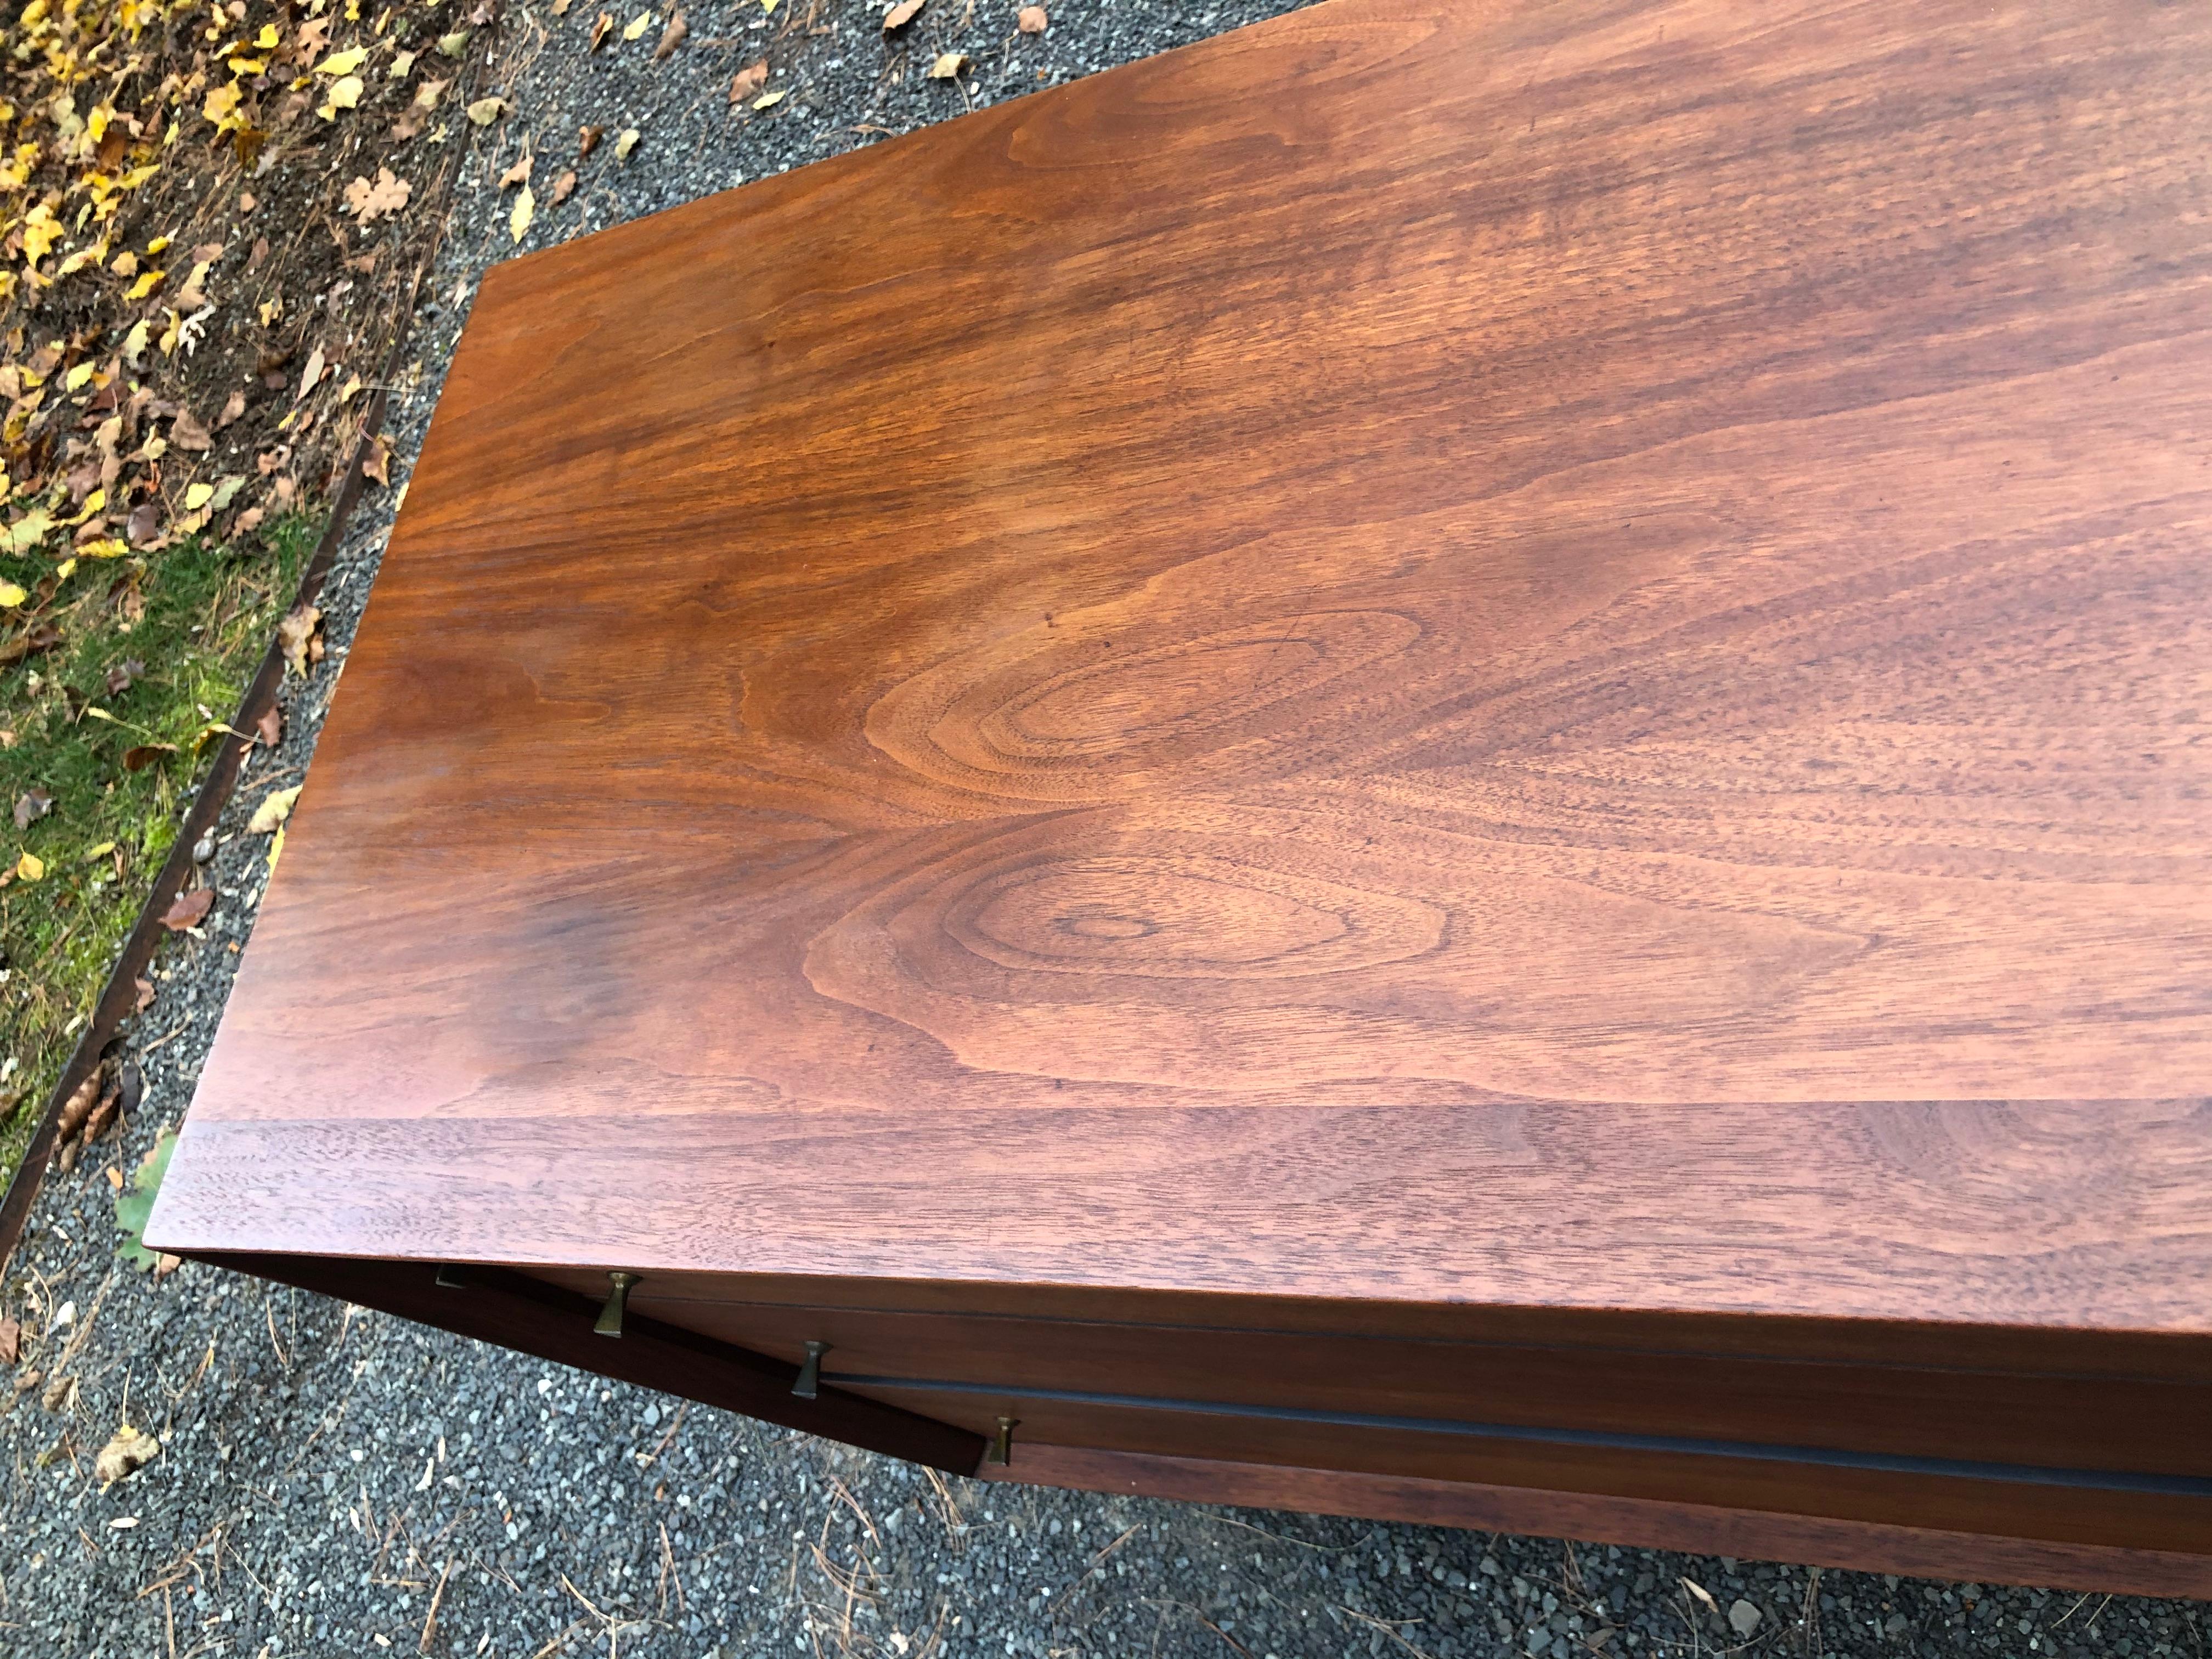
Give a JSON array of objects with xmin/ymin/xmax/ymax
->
[
  {"xmin": 537, "ymin": 1276, "xmax": 2212, "ymax": 1478},
  {"xmin": 856, "ymin": 1383, "xmax": 2212, "ymax": 1557}
]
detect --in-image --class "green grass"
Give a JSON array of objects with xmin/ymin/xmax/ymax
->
[{"xmin": 0, "ymin": 511, "xmax": 320, "ymax": 1194}]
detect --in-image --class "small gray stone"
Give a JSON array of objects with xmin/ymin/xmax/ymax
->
[{"xmin": 1729, "ymin": 1599, "xmax": 1763, "ymax": 1637}]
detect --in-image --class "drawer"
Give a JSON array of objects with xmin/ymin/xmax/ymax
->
[{"xmin": 526, "ymin": 1271, "xmax": 2212, "ymax": 1479}]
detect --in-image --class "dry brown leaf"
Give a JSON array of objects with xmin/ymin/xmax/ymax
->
[
  {"xmin": 121, "ymin": 744, "xmax": 177, "ymax": 771},
  {"xmin": 729, "ymin": 58, "xmax": 768, "ymax": 100},
  {"xmin": 550, "ymin": 168, "xmax": 578, "ymax": 206},
  {"xmin": 499, "ymin": 152, "xmax": 534, "ymax": 189},
  {"xmin": 465, "ymin": 96, "xmax": 507, "ymax": 126},
  {"xmin": 54, "ymin": 1071, "xmax": 99, "ymax": 1143},
  {"xmin": 256, "ymin": 704, "xmax": 285, "ymax": 748},
  {"xmin": 161, "ymin": 888, "xmax": 213, "ymax": 932},
  {"xmin": 590, "ymin": 10, "xmax": 613, "ymax": 48},
  {"xmin": 579, "ymin": 122, "xmax": 606, "ymax": 157},
  {"xmin": 928, "ymin": 50, "xmax": 969, "ymax": 77},
  {"xmin": 13, "ymin": 787, "xmax": 50, "ymax": 830},
  {"xmin": 0, "ymin": 1317, "xmax": 17, "ymax": 1368},
  {"xmin": 95, "ymin": 1422, "xmax": 160, "ymax": 1488},
  {"xmin": 297, "ymin": 344, "xmax": 326, "ymax": 403},
  {"xmin": 126, "ymin": 503, "xmax": 161, "ymax": 547},
  {"xmin": 654, "ymin": 8, "xmax": 687, "ymax": 57},
  {"xmin": 344, "ymin": 167, "xmax": 413, "ymax": 224},
  {"xmin": 170, "ymin": 409, "xmax": 213, "ymax": 452},
  {"xmin": 882, "ymin": 0, "xmax": 922, "ymax": 26},
  {"xmin": 154, "ymin": 1254, "xmax": 182, "ymax": 1280},
  {"xmin": 133, "ymin": 975, "xmax": 155, "ymax": 1013},
  {"xmin": 278, "ymin": 602, "xmax": 326, "ymax": 676},
  {"xmin": 217, "ymin": 388, "xmax": 248, "ymax": 428},
  {"xmin": 363, "ymin": 436, "xmax": 393, "ymax": 487},
  {"xmin": 1016, "ymin": 3, "xmax": 1045, "ymax": 30}
]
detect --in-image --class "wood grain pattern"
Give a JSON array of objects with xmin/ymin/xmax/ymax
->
[{"xmin": 143, "ymin": 0, "xmax": 2212, "ymax": 1578}]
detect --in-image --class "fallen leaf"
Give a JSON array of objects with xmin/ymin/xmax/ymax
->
[
  {"xmin": 15, "ymin": 853, "xmax": 43, "ymax": 882},
  {"xmin": 614, "ymin": 127, "xmax": 640, "ymax": 160},
  {"xmin": 590, "ymin": 10, "xmax": 613, "ymax": 48},
  {"xmin": 730, "ymin": 58, "xmax": 768, "ymax": 100},
  {"xmin": 752, "ymin": 88, "xmax": 786, "ymax": 110},
  {"xmin": 1681, "ymin": 1579, "xmax": 1719, "ymax": 1615},
  {"xmin": 322, "ymin": 74, "xmax": 365, "ymax": 114},
  {"xmin": 256, "ymin": 704, "xmax": 285, "ymax": 748},
  {"xmin": 654, "ymin": 8, "xmax": 687, "ymax": 56},
  {"xmin": 0, "ymin": 583, "xmax": 24, "ymax": 609},
  {"xmin": 0, "ymin": 1317, "xmax": 16, "ymax": 1367},
  {"xmin": 249, "ymin": 784, "xmax": 303, "ymax": 834},
  {"xmin": 117, "ymin": 1128, "xmax": 179, "ymax": 1271},
  {"xmin": 622, "ymin": 10, "xmax": 651, "ymax": 40},
  {"xmin": 217, "ymin": 389, "xmax": 248, "ymax": 428},
  {"xmin": 316, "ymin": 45, "xmax": 370, "ymax": 76},
  {"xmin": 466, "ymin": 96, "xmax": 507, "ymax": 126},
  {"xmin": 414, "ymin": 77, "xmax": 449, "ymax": 110},
  {"xmin": 278, "ymin": 602, "xmax": 325, "ymax": 676},
  {"xmin": 13, "ymin": 788, "xmax": 50, "ymax": 830},
  {"xmin": 1017, "ymin": 3, "xmax": 1045, "ymax": 30},
  {"xmin": 105, "ymin": 659, "xmax": 143, "ymax": 695},
  {"xmin": 171, "ymin": 409, "xmax": 213, "ymax": 452},
  {"xmin": 438, "ymin": 27, "xmax": 471, "ymax": 55},
  {"xmin": 344, "ymin": 167, "xmax": 413, "ymax": 224},
  {"xmin": 210, "ymin": 476, "xmax": 247, "ymax": 512},
  {"xmin": 268, "ymin": 823, "xmax": 287, "ymax": 871},
  {"xmin": 126, "ymin": 504, "xmax": 161, "ymax": 547},
  {"xmin": 928, "ymin": 50, "xmax": 969, "ymax": 77},
  {"xmin": 122, "ymin": 744, "xmax": 177, "ymax": 771},
  {"xmin": 550, "ymin": 168, "xmax": 578, "ymax": 205},
  {"xmin": 363, "ymin": 436, "xmax": 392, "ymax": 487},
  {"xmin": 161, "ymin": 888, "xmax": 212, "ymax": 930},
  {"xmin": 133, "ymin": 975, "xmax": 155, "ymax": 1013},
  {"xmin": 154, "ymin": 1254, "xmax": 182, "ymax": 1280},
  {"xmin": 298, "ymin": 344, "xmax": 327, "ymax": 402},
  {"xmin": 95, "ymin": 1421, "xmax": 161, "ymax": 1487},
  {"xmin": 184, "ymin": 482, "xmax": 215, "ymax": 511},
  {"xmin": 882, "ymin": 0, "xmax": 922, "ymax": 26},
  {"xmin": 499, "ymin": 153, "xmax": 534, "ymax": 189},
  {"xmin": 509, "ymin": 183, "xmax": 535, "ymax": 241}
]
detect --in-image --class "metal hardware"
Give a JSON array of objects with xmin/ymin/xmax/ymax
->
[
  {"xmin": 793, "ymin": 1340, "xmax": 830, "ymax": 1400},
  {"xmin": 594, "ymin": 1271, "xmax": 640, "ymax": 1338},
  {"xmin": 434, "ymin": 1265, "xmax": 468, "ymax": 1290},
  {"xmin": 990, "ymin": 1416, "xmax": 1018, "ymax": 1466}
]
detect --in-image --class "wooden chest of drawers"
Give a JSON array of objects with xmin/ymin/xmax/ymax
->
[{"xmin": 147, "ymin": 0, "xmax": 2212, "ymax": 1595}]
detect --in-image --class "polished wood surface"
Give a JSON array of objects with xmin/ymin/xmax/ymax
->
[{"xmin": 144, "ymin": 0, "xmax": 2212, "ymax": 1582}]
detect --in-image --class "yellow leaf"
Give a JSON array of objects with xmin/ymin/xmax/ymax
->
[
  {"xmin": 64, "ymin": 361, "xmax": 92, "ymax": 391},
  {"xmin": 15, "ymin": 852, "xmax": 43, "ymax": 882},
  {"xmin": 762, "ymin": 0, "xmax": 777, "ymax": 13},
  {"xmin": 84, "ymin": 840, "xmax": 115, "ymax": 861},
  {"xmin": 316, "ymin": 46, "xmax": 369, "ymax": 75},
  {"xmin": 79, "ymin": 539, "xmax": 129, "ymax": 559},
  {"xmin": 125, "ymin": 268, "xmax": 165, "ymax": 300},
  {"xmin": 268, "ymin": 823, "xmax": 285, "ymax": 870},
  {"xmin": 54, "ymin": 557, "xmax": 75, "ymax": 580},
  {"xmin": 147, "ymin": 236, "xmax": 171, "ymax": 255},
  {"xmin": 437, "ymin": 27, "xmax": 470, "ymax": 54},
  {"xmin": 510, "ymin": 182, "xmax": 534, "ymax": 243},
  {"xmin": 323, "ymin": 75, "xmax": 364, "ymax": 114},
  {"xmin": 122, "ymin": 318, "xmax": 149, "ymax": 361},
  {"xmin": 256, "ymin": 22, "xmax": 279, "ymax": 47},
  {"xmin": 465, "ymin": 96, "xmax": 505, "ymax": 125},
  {"xmin": 0, "ymin": 582, "xmax": 23, "ymax": 607},
  {"xmin": 184, "ymin": 481, "xmax": 215, "ymax": 510},
  {"xmin": 751, "ymin": 88, "xmax": 785, "ymax": 110},
  {"xmin": 928, "ymin": 49, "xmax": 969, "ymax": 77},
  {"xmin": 247, "ymin": 784, "xmax": 302, "ymax": 834},
  {"xmin": 614, "ymin": 127, "xmax": 640, "ymax": 160},
  {"xmin": 622, "ymin": 10, "xmax": 650, "ymax": 37},
  {"xmin": 202, "ymin": 82, "xmax": 241, "ymax": 126}
]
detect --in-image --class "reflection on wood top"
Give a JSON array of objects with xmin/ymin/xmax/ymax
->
[{"xmin": 149, "ymin": 0, "xmax": 2212, "ymax": 1340}]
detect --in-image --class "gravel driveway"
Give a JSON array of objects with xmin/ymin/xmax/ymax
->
[{"xmin": 3, "ymin": 1, "xmax": 2206, "ymax": 1654}]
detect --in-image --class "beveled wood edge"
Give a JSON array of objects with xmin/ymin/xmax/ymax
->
[
  {"xmin": 190, "ymin": 1250, "xmax": 986, "ymax": 1475},
  {"xmin": 978, "ymin": 1446, "xmax": 2212, "ymax": 1599}
]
